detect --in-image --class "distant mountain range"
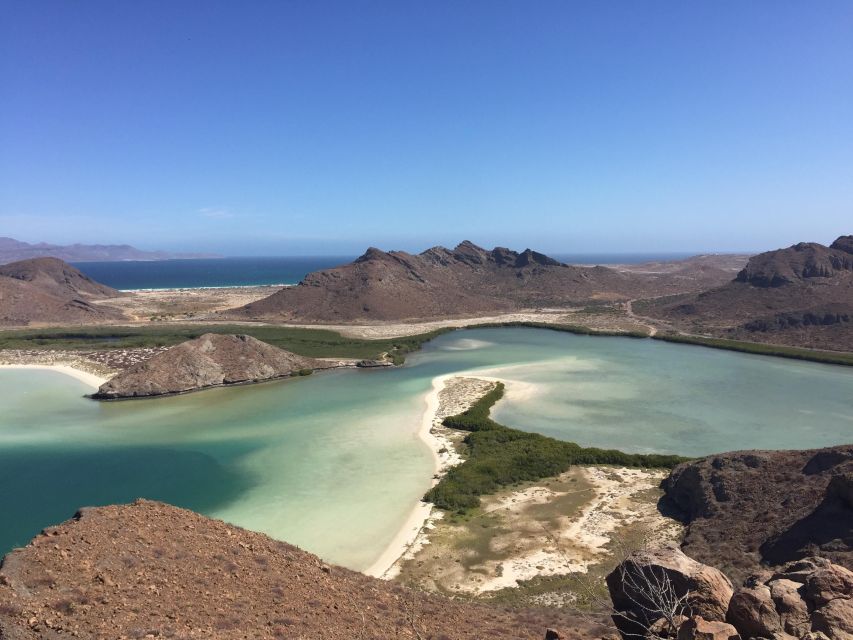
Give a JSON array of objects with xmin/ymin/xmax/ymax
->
[
  {"xmin": 0, "ymin": 237, "xmax": 218, "ymax": 264},
  {"xmin": 642, "ymin": 235, "xmax": 853, "ymax": 351}
]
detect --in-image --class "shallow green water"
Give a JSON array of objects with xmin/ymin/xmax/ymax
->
[{"xmin": 1, "ymin": 328, "xmax": 851, "ymax": 568}]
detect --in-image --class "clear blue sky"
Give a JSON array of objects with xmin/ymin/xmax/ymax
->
[{"xmin": 1, "ymin": 1, "xmax": 851, "ymax": 255}]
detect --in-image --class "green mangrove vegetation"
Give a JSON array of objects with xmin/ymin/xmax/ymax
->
[
  {"xmin": 0, "ymin": 324, "xmax": 452, "ymax": 363},
  {"xmin": 653, "ymin": 333, "xmax": 853, "ymax": 367},
  {"xmin": 424, "ymin": 382, "xmax": 688, "ymax": 512}
]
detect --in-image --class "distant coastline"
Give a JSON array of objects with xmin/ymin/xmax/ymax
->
[{"xmin": 70, "ymin": 252, "xmax": 710, "ymax": 291}]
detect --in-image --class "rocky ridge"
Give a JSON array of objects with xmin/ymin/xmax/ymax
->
[
  {"xmin": 223, "ymin": 241, "xmax": 735, "ymax": 323},
  {"xmin": 643, "ymin": 235, "xmax": 853, "ymax": 351},
  {"xmin": 662, "ymin": 445, "xmax": 853, "ymax": 583},
  {"xmin": 93, "ymin": 333, "xmax": 331, "ymax": 399}
]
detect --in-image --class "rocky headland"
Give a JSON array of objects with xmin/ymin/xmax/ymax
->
[
  {"xmin": 92, "ymin": 333, "xmax": 334, "ymax": 399},
  {"xmin": 0, "ymin": 258, "xmax": 126, "ymax": 326},
  {"xmin": 642, "ymin": 236, "xmax": 853, "ymax": 351}
]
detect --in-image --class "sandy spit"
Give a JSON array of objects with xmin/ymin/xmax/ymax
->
[{"xmin": 363, "ymin": 374, "xmax": 496, "ymax": 578}]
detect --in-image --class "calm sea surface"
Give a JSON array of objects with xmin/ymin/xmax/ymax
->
[
  {"xmin": 3, "ymin": 327, "xmax": 850, "ymax": 567},
  {"xmin": 71, "ymin": 253, "xmax": 694, "ymax": 290}
]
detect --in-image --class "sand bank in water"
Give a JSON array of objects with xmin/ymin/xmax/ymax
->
[{"xmin": 364, "ymin": 374, "xmax": 497, "ymax": 578}]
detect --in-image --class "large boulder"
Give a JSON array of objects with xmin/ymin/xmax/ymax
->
[
  {"xmin": 676, "ymin": 616, "xmax": 740, "ymax": 640},
  {"xmin": 607, "ymin": 544, "xmax": 734, "ymax": 638},
  {"xmin": 726, "ymin": 557, "xmax": 853, "ymax": 640}
]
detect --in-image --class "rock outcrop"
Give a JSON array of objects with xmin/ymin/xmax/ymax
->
[
  {"xmin": 0, "ymin": 500, "xmax": 612, "ymax": 639},
  {"xmin": 222, "ymin": 241, "xmax": 734, "ymax": 323},
  {"xmin": 642, "ymin": 235, "xmax": 853, "ymax": 351},
  {"xmin": 93, "ymin": 333, "xmax": 330, "ymax": 399},
  {"xmin": 726, "ymin": 557, "xmax": 853, "ymax": 640},
  {"xmin": 662, "ymin": 446, "xmax": 853, "ymax": 583},
  {"xmin": 606, "ymin": 544, "xmax": 734, "ymax": 638},
  {"xmin": 0, "ymin": 257, "xmax": 125, "ymax": 326}
]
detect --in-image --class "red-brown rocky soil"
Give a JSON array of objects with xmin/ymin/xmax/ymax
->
[{"xmin": 0, "ymin": 500, "xmax": 613, "ymax": 639}]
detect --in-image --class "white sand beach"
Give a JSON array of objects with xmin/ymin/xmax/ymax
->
[
  {"xmin": 0, "ymin": 364, "xmax": 108, "ymax": 390},
  {"xmin": 364, "ymin": 373, "xmax": 497, "ymax": 578}
]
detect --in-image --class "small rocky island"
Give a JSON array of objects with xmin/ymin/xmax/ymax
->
[{"xmin": 92, "ymin": 333, "xmax": 330, "ymax": 399}]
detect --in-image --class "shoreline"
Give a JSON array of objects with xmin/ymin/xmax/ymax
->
[
  {"xmin": 364, "ymin": 373, "xmax": 497, "ymax": 578},
  {"xmin": 0, "ymin": 363, "xmax": 108, "ymax": 390}
]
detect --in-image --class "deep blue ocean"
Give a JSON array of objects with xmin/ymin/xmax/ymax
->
[{"xmin": 73, "ymin": 253, "xmax": 694, "ymax": 290}]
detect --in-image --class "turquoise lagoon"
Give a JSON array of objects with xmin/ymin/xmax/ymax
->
[{"xmin": 1, "ymin": 328, "xmax": 851, "ymax": 568}]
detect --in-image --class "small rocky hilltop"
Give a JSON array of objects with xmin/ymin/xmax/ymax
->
[
  {"xmin": 93, "ymin": 333, "xmax": 331, "ymax": 399},
  {"xmin": 0, "ymin": 237, "xmax": 216, "ymax": 264},
  {"xmin": 662, "ymin": 444, "xmax": 853, "ymax": 584},
  {"xmin": 0, "ymin": 499, "xmax": 611, "ymax": 639},
  {"xmin": 643, "ymin": 236, "xmax": 853, "ymax": 351},
  {"xmin": 0, "ymin": 258, "xmax": 125, "ymax": 326},
  {"xmin": 223, "ymin": 241, "xmax": 736, "ymax": 323}
]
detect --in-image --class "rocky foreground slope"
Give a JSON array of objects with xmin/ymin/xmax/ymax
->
[
  {"xmin": 0, "ymin": 258, "xmax": 125, "ymax": 326},
  {"xmin": 663, "ymin": 444, "xmax": 853, "ymax": 584},
  {"xmin": 224, "ymin": 241, "xmax": 734, "ymax": 323},
  {"xmin": 93, "ymin": 333, "xmax": 332, "ymax": 399},
  {"xmin": 643, "ymin": 236, "xmax": 853, "ymax": 351},
  {"xmin": 0, "ymin": 500, "xmax": 610, "ymax": 639}
]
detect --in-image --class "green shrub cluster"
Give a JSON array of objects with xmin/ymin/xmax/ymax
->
[
  {"xmin": 424, "ymin": 382, "xmax": 688, "ymax": 512},
  {"xmin": 654, "ymin": 333, "xmax": 853, "ymax": 366}
]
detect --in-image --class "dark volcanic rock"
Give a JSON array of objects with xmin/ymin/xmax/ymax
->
[
  {"xmin": 0, "ymin": 500, "xmax": 612, "ymax": 639},
  {"xmin": 93, "ymin": 333, "xmax": 330, "ymax": 399},
  {"xmin": 662, "ymin": 446, "xmax": 853, "ymax": 583}
]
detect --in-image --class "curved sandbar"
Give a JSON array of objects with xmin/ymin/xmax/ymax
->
[
  {"xmin": 0, "ymin": 363, "xmax": 107, "ymax": 390},
  {"xmin": 365, "ymin": 373, "xmax": 499, "ymax": 578}
]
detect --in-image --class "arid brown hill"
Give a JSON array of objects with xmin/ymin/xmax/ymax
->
[
  {"xmin": 641, "ymin": 236, "xmax": 853, "ymax": 351},
  {"xmin": 0, "ymin": 500, "xmax": 611, "ymax": 639},
  {"xmin": 93, "ymin": 333, "xmax": 332, "ymax": 399},
  {"xmin": 224, "ymin": 241, "xmax": 732, "ymax": 323},
  {"xmin": 662, "ymin": 444, "xmax": 853, "ymax": 584},
  {"xmin": 0, "ymin": 257, "xmax": 125, "ymax": 326}
]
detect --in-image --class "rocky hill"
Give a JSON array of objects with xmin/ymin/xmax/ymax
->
[
  {"xmin": 0, "ymin": 237, "xmax": 216, "ymax": 264},
  {"xmin": 0, "ymin": 258, "xmax": 125, "ymax": 326},
  {"xmin": 224, "ymin": 241, "xmax": 733, "ymax": 323},
  {"xmin": 641, "ymin": 236, "xmax": 853, "ymax": 351},
  {"xmin": 662, "ymin": 444, "xmax": 853, "ymax": 584},
  {"xmin": 93, "ymin": 333, "xmax": 332, "ymax": 399},
  {"xmin": 0, "ymin": 499, "xmax": 610, "ymax": 639}
]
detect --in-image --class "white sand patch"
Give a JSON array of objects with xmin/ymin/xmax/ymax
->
[{"xmin": 0, "ymin": 364, "xmax": 107, "ymax": 390}]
